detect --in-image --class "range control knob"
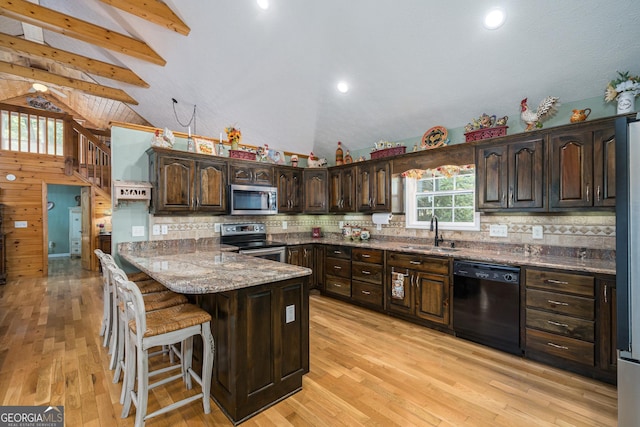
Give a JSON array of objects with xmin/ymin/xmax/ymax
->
[{"xmin": 503, "ymin": 273, "xmax": 517, "ymax": 282}]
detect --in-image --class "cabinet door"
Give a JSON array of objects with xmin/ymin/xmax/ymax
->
[
  {"xmin": 593, "ymin": 127, "xmax": 616, "ymax": 207},
  {"xmin": 357, "ymin": 161, "xmax": 391, "ymax": 212},
  {"xmin": 277, "ymin": 169, "xmax": 303, "ymax": 213},
  {"xmin": 357, "ymin": 164, "xmax": 372, "ymax": 211},
  {"xmin": 196, "ymin": 160, "xmax": 227, "ymax": 212},
  {"xmin": 387, "ymin": 267, "xmax": 412, "ymax": 315},
  {"xmin": 158, "ymin": 156, "xmax": 194, "ymax": 211},
  {"xmin": 549, "ymin": 131, "xmax": 593, "ymax": 209},
  {"xmin": 328, "ymin": 169, "xmax": 343, "ymax": 212},
  {"xmin": 509, "ymin": 138, "xmax": 544, "ymax": 210},
  {"xmin": 287, "ymin": 245, "xmax": 304, "ymax": 265},
  {"xmin": 229, "ymin": 162, "xmax": 274, "ymax": 185},
  {"xmin": 341, "ymin": 167, "xmax": 357, "ymax": 212},
  {"xmin": 476, "ymin": 144, "xmax": 508, "ymax": 209},
  {"xmin": 303, "ymin": 169, "xmax": 327, "ymax": 213},
  {"xmin": 252, "ymin": 165, "xmax": 274, "ymax": 186},
  {"xmin": 415, "ymin": 271, "xmax": 450, "ymax": 325}
]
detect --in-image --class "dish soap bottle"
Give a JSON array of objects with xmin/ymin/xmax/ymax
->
[{"xmin": 335, "ymin": 141, "xmax": 344, "ymax": 166}]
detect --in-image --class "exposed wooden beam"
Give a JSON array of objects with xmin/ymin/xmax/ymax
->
[
  {"xmin": 0, "ymin": 61, "xmax": 138, "ymax": 105},
  {"xmin": 0, "ymin": 33, "xmax": 150, "ymax": 87},
  {"xmin": 98, "ymin": 0, "xmax": 190, "ymax": 36},
  {"xmin": 0, "ymin": 0, "xmax": 166, "ymax": 66}
]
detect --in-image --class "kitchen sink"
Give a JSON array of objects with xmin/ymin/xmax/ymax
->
[{"xmin": 399, "ymin": 245, "xmax": 458, "ymax": 252}]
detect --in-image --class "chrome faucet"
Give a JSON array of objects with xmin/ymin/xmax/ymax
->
[{"xmin": 430, "ymin": 215, "xmax": 444, "ymax": 247}]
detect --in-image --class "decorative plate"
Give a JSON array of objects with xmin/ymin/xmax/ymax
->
[
  {"xmin": 421, "ymin": 126, "xmax": 449, "ymax": 150},
  {"xmin": 47, "ymin": 201, "xmax": 55, "ymax": 211}
]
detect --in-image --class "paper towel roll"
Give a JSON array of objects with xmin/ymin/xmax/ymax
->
[{"xmin": 372, "ymin": 212, "xmax": 392, "ymax": 225}]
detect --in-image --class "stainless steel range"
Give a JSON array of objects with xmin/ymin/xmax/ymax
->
[{"xmin": 221, "ymin": 223, "xmax": 286, "ymax": 262}]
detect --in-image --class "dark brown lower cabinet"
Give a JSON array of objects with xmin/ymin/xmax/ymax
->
[{"xmin": 192, "ymin": 276, "xmax": 309, "ymax": 424}]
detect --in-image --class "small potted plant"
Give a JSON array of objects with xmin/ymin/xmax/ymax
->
[{"xmin": 604, "ymin": 71, "xmax": 640, "ymax": 114}]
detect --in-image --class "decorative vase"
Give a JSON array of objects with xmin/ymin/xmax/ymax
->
[
  {"xmin": 231, "ymin": 139, "xmax": 239, "ymax": 150},
  {"xmin": 617, "ymin": 91, "xmax": 636, "ymax": 114}
]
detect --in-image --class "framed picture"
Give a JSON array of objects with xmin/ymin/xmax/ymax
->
[
  {"xmin": 194, "ymin": 137, "xmax": 216, "ymax": 155},
  {"xmin": 267, "ymin": 149, "xmax": 285, "ymax": 164}
]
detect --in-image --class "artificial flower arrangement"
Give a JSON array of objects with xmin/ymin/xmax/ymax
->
[
  {"xmin": 604, "ymin": 71, "xmax": 640, "ymax": 102},
  {"xmin": 225, "ymin": 126, "xmax": 242, "ymax": 146}
]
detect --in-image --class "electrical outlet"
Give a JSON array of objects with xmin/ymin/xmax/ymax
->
[
  {"xmin": 532, "ymin": 225, "xmax": 544, "ymax": 239},
  {"xmin": 489, "ymin": 224, "xmax": 508, "ymax": 237},
  {"xmin": 214, "ymin": 223, "xmax": 221, "ymax": 233},
  {"xmin": 282, "ymin": 220, "xmax": 288, "ymax": 230},
  {"xmin": 339, "ymin": 221, "xmax": 344, "ymax": 230},
  {"xmin": 152, "ymin": 225, "xmax": 161, "ymax": 235},
  {"xmin": 161, "ymin": 225, "xmax": 168, "ymax": 235},
  {"xmin": 131, "ymin": 226, "xmax": 145, "ymax": 237}
]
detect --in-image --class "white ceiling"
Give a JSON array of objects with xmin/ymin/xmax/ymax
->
[{"xmin": 3, "ymin": 0, "xmax": 640, "ymax": 160}]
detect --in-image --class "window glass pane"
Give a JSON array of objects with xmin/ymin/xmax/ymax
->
[
  {"xmin": 433, "ymin": 195, "xmax": 452, "ymax": 208},
  {"xmin": 454, "ymin": 193, "xmax": 474, "ymax": 207},
  {"xmin": 417, "ymin": 208, "xmax": 432, "ymax": 221},
  {"xmin": 435, "ymin": 177, "xmax": 454, "ymax": 191},
  {"xmin": 417, "ymin": 179, "xmax": 433, "ymax": 192},
  {"xmin": 454, "ymin": 208, "xmax": 474, "ymax": 222},
  {"xmin": 456, "ymin": 175, "xmax": 474, "ymax": 190},
  {"xmin": 417, "ymin": 195, "xmax": 432, "ymax": 208},
  {"xmin": 433, "ymin": 209, "xmax": 452, "ymax": 222}
]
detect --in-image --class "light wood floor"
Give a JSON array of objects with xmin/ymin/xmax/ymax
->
[{"xmin": 0, "ymin": 258, "xmax": 617, "ymax": 426}]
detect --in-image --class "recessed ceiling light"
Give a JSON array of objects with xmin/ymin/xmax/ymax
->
[
  {"xmin": 337, "ymin": 81, "xmax": 349, "ymax": 93},
  {"xmin": 257, "ymin": 0, "xmax": 269, "ymax": 10},
  {"xmin": 32, "ymin": 83, "xmax": 48, "ymax": 92},
  {"xmin": 484, "ymin": 8, "xmax": 506, "ymax": 30}
]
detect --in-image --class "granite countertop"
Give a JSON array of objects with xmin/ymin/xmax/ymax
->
[
  {"xmin": 277, "ymin": 236, "xmax": 616, "ymax": 276},
  {"xmin": 119, "ymin": 242, "xmax": 312, "ymax": 294}
]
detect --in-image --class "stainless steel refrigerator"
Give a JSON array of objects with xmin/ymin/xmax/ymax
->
[{"xmin": 615, "ymin": 114, "xmax": 640, "ymax": 426}]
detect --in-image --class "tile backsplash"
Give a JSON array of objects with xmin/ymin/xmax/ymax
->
[{"xmin": 149, "ymin": 212, "xmax": 615, "ymax": 259}]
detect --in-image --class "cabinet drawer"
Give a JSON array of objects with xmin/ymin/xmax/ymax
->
[
  {"xmin": 351, "ymin": 261, "xmax": 383, "ymax": 284},
  {"xmin": 325, "ymin": 275, "xmax": 351, "ymax": 297},
  {"xmin": 526, "ymin": 269, "xmax": 594, "ymax": 297},
  {"xmin": 386, "ymin": 252, "xmax": 449, "ymax": 274},
  {"xmin": 352, "ymin": 248, "xmax": 383, "ymax": 264},
  {"xmin": 352, "ymin": 281, "xmax": 383, "ymax": 307},
  {"xmin": 526, "ymin": 328, "xmax": 594, "ymax": 366},
  {"xmin": 325, "ymin": 245, "xmax": 351, "ymax": 260},
  {"xmin": 326, "ymin": 257, "xmax": 351, "ymax": 278},
  {"xmin": 526, "ymin": 289, "xmax": 594, "ymax": 320},
  {"xmin": 526, "ymin": 308, "xmax": 594, "ymax": 342}
]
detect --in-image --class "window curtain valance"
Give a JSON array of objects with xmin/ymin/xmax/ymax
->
[{"xmin": 401, "ymin": 164, "xmax": 474, "ymax": 179}]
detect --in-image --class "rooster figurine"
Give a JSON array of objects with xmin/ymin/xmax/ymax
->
[{"xmin": 520, "ymin": 96, "xmax": 560, "ymax": 131}]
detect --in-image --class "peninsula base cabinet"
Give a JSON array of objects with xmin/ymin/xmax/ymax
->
[
  {"xmin": 287, "ymin": 244, "xmax": 316, "ymax": 289},
  {"xmin": 385, "ymin": 252, "xmax": 451, "ymax": 329},
  {"xmin": 524, "ymin": 267, "xmax": 617, "ymax": 383}
]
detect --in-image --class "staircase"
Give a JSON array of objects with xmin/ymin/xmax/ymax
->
[{"xmin": 0, "ymin": 102, "xmax": 112, "ymax": 198}]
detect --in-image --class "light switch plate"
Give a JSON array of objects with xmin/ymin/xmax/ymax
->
[
  {"xmin": 282, "ymin": 220, "xmax": 287, "ymax": 230},
  {"xmin": 152, "ymin": 225, "xmax": 161, "ymax": 235},
  {"xmin": 532, "ymin": 225, "xmax": 544, "ymax": 239},
  {"xmin": 161, "ymin": 225, "xmax": 168, "ymax": 235},
  {"xmin": 339, "ymin": 221, "xmax": 344, "ymax": 230},
  {"xmin": 489, "ymin": 224, "xmax": 508, "ymax": 237},
  {"xmin": 285, "ymin": 305, "xmax": 295, "ymax": 323},
  {"xmin": 14, "ymin": 221, "xmax": 27, "ymax": 228},
  {"xmin": 131, "ymin": 226, "xmax": 145, "ymax": 237},
  {"xmin": 214, "ymin": 223, "xmax": 221, "ymax": 233}
]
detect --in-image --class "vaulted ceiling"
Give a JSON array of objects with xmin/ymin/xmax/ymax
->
[{"xmin": 1, "ymin": 0, "xmax": 639, "ymax": 158}]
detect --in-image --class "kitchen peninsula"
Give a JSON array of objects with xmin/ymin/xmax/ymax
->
[{"xmin": 118, "ymin": 239, "xmax": 312, "ymax": 425}]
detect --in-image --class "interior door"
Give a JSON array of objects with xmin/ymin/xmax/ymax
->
[{"xmin": 81, "ymin": 186, "xmax": 92, "ymax": 270}]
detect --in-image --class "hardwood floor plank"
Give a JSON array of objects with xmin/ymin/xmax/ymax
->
[{"xmin": 0, "ymin": 258, "xmax": 617, "ymax": 426}]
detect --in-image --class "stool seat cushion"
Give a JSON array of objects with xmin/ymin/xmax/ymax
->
[
  {"xmin": 118, "ymin": 291, "xmax": 188, "ymax": 313},
  {"xmin": 129, "ymin": 304, "xmax": 212, "ymax": 337},
  {"xmin": 135, "ymin": 279, "xmax": 167, "ymax": 294},
  {"xmin": 127, "ymin": 271, "xmax": 152, "ymax": 282}
]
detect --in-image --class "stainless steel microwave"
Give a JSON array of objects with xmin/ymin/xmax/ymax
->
[{"xmin": 229, "ymin": 184, "xmax": 278, "ymax": 215}]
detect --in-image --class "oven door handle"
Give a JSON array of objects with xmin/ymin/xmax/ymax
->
[{"xmin": 239, "ymin": 246, "xmax": 286, "ymax": 258}]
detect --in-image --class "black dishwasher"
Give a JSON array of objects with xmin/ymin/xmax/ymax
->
[{"xmin": 453, "ymin": 261, "xmax": 521, "ymax": 355}]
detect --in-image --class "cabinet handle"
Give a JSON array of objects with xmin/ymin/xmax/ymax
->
[
  {"xmin": 547, "ymin": 342, "xmax": 569, "ymax": 350},
  {"xmin": 586, "ymin": 184, "xmax": 590, "ymax": 202},
  {"xmin": 544, "ymin": 279, "xmax": 569, "ymax": 285},
  {"xmin": 333, "ymin": 266, "xmax": 342, "ymax": 270},
  {"xmin": 410, "ymin": 260, "xmax": 421, "ymax": 265},
  {"xmin": 362, "ymin": 290, "xmax": 371, "ymax": 295},
  {"xmin": 333, "ymin": 250, "xmax": 342, "ymax": 254},
  {"xmin": 361, "ymin": 270, "xmax": 371, "ymax": 275},
  {"xmin": 510, "ymin": 191, "xmax": 514, "ymax": 203},
  {"xmin": 362, "ymin": 254, "xmax": 371, "ymax": 258},
  {"xmin": 597, "ymin": 185, "xmax": 601, "ymax": 202},
  {"xmin": 547, "ymin": 320, "xmax": 569, "ymax": 328},
  {"xmin": 604, "ymin": 284, "xmax": 608, "ymax": 304},
  {"xmin": 333, "ymin": 283, "xmax": 342, "ymax": 287},
  {"xmin": 502, "ymin": 193, "xmax": 506, "ymax": 203},
  {"xmin": 547, "ymin": 299, "xmax": 569, "ymax": 306}
]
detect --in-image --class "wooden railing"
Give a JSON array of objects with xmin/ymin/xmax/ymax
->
[{"xmin": 0, "ymin": 102, "xmax": 111, "ymax": 196}]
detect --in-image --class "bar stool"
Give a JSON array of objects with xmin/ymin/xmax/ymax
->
[
  {"xmin": 113, "ymin": 272, "xmax": 214, "ymax": 427},
  {"xmin": 109, "ymin": 266, "xmax": 188, "ymax": 393}
]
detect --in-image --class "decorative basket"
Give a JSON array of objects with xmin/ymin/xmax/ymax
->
[
  {"xmin": 370, "ymin": 146, "xmax": 406, "ymax": 160},
  {"xmin": 464, "ymin": 126, "xmax": 508, "ymax": 142},
  {"xmin": 229, "ymin": 150, "xmax": 256, "ymax": 160}
]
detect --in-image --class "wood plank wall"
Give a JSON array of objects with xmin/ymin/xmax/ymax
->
[{"xmin": 0, "ymin": 150, "xmax": 108, "ymax": 280}]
